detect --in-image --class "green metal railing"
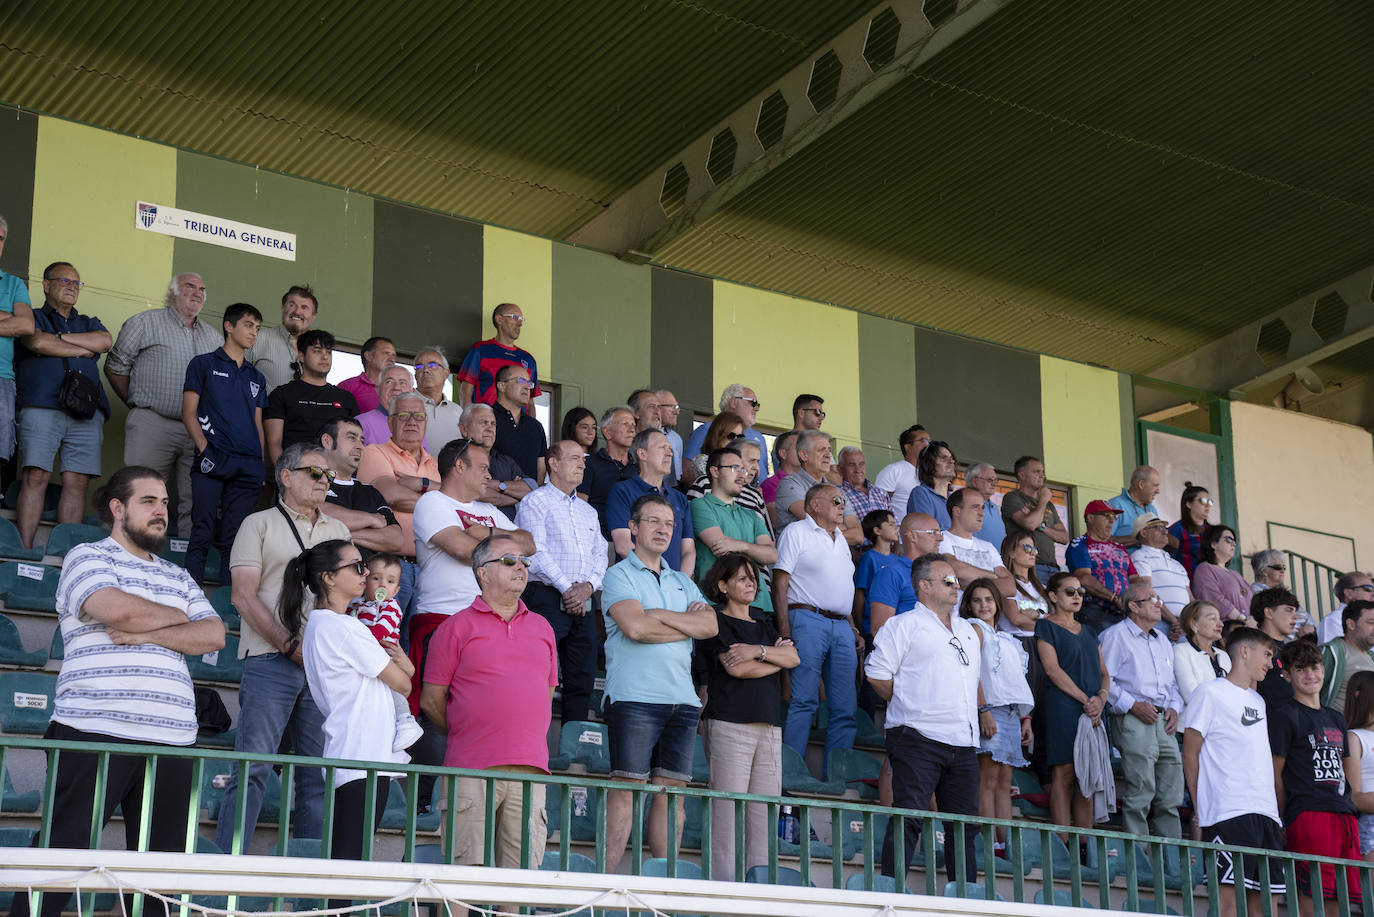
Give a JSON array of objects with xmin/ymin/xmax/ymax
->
[
  {"xmin": 2, "ymin": 735, "xmax": 1372, "ymax": 917},
  {"xmin": 1283, "ymin": 550, "xmax": 1342, "ymax": 624}
]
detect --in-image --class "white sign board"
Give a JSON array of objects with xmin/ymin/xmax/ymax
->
[{"xmin": 134, "ymin": 201, "xmax": 297, "ymax": 261}]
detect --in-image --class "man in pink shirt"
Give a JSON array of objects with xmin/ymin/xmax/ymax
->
[
  {"xmin": 420, "ymin": 531, "xmax": 557, "ymax": 869},
  {"xmin": 340, "ymin": 336, "xmax": 396, "ymax": 414}
]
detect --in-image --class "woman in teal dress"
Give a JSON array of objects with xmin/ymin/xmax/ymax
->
[{"xmin": 1035, "ymin": 572, "xmax": 1110, "ymax": 841}]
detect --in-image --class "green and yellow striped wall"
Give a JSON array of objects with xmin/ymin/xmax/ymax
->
[{"xmin": 0, "ymin": 109, "xmax": 1136, "ymax": 525}]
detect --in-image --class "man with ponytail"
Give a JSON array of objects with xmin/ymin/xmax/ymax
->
[{"xmin": 13, "ymin": 467, "xmax": 224, "ymax": 917}]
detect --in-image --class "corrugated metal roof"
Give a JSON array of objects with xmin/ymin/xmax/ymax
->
[{"xmin": 3, "ymin": 0, "xmax": 1373, "ymax": 389}]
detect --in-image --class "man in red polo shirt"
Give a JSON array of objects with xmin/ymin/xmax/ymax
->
[{"xmin": 420, "ymin": 531, "xmax": 557, "ymax": 870}]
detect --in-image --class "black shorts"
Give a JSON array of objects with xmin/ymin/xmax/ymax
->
[{"xmin": 1202, "ymin": 813, "xmax": 1287, "ymax": 894}]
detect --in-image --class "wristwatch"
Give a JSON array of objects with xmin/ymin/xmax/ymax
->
[
  {"xmin": 420, "ymin": 477, "xmax": 430, "ymax": 493},
  {"xmin": 498, "ymin": 481, "xmax": 507, "ymax": 493}
]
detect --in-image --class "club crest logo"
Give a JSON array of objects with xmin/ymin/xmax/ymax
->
[
  {"xmin": 200, "ymin": 456, "xmax": 215, "ymax": 474},
  {"xmin": 249, "ymin": 382, "xmax": 260, "ymax": 398},
  {"xmin": 138, "ymin": 203, "xmax": 157, "ymax": 228}
]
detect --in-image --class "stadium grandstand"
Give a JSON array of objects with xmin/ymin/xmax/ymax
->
[{"xmin": 1, "ymin": 1, "xmax": 1374, "ymax": 916}]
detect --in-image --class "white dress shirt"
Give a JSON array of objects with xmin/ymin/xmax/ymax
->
[
  {"xmin": 515, "ymin": 482, "xmax": 609, "ymax": 594},
  {"xmin": 775, "ymin": 513, "xmax": 854, "ymax": 615},
  {"xmin": 866, "ymin": 602, "xmax": 981, "ymax": 747},
  {"xmin": 1099, "ymin": 617, "xmax": 1183, "ymax": 715}
]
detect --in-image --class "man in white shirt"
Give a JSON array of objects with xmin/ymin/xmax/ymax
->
[
  {"xmin": 939, "ymin": 487, "xmax": 1015, "ymax": 599},
  {"xmin": 1099, "ymin": 584, "xmax": 1184, "ymax": 840},
  {"xmin": 515, "ymin": 440, "xmax": 608, "ymax": 723},
  {"xmin": 1182, "ymin": 626, "xmax": 1285, "ymax": 917},
  {"xmin": 873, "ymin": 424, "xmax": 929, "ymax": 516},
  {"xmin": 773, "ymin": 483, "xmax": 860, "ymax": 766},
  {"xmin": 1316, "ymin": 570, "xmax": 1374, "ymax": 644},
  {"xmin": 1129, "ymin": 513, "xmax": 1190, "ymax": 638},
  {"xmin": 866, "ymin": 553, "xmax": 983, "ymax": 885}
]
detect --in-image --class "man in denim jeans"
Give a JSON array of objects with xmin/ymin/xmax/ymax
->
[
  {"xmin": 600, "ymin": 493, "xmax": 718, "ymax": 871},
  {"xmin": 214, "ymin": 442, "xmax": 351, "ymax": 853}
]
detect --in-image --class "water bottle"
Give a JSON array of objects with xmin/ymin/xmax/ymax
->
[{"xmin": 777, "ymin": 805, "xmax": 800, "ymax": 844}]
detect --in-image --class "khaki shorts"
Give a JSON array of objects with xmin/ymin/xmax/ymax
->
[{"xmin": 439, "ymin": 773, "xmax": 547, "ymax": 868}]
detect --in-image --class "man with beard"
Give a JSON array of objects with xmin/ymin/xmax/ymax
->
[
  {"xmin": 246, "ymin": 285, "xmax": 319, "ymax": 393},
  {"xmin": 12, "ymin": 467, "xmax": 224, "ymax": 917}
]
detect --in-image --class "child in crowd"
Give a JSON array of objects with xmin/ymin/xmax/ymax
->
[
  {"xmin": 348, "ymin": 553, "xmax": 424, "ymax": 752},
  {"xmin": 1270, "ymin": 639, "xmax": 1362, "ymax": 909}
]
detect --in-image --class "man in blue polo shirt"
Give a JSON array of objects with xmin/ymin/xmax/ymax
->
[
  {"xmin": 867, "ymin": 512, "xmax": 944, "ymax": 636},
  {"xmin": 0, "ymin": 217, "xmax": 35, "ymax": 475},
  {"xmin": 182, "ymin": 302, "xmax": 267, "ymax": 585},
  {"xmin": 601, "ymin": 492, "xmax": 717, "ymax": 872},
  {"xmin": 14, "ymin": 261, "xmax": 112, "ymax": 549},
  {"xmin": 606, "ymin": 429, "xmax": 695, "ymax": 574}
]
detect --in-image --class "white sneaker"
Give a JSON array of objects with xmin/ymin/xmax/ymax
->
[{"xmin": 394, "ymin": 715, "xmax": 424, "ymax": 752}]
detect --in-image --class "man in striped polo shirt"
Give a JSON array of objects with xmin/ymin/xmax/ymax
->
[{"xmin": 15, "ymin": 466, "xmax": 224, "ymax": 917}]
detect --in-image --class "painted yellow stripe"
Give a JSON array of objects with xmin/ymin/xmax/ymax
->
[
  {"xmin": 483, "ymin": 226, "xmax": 552, "ymax": 373},
  {"xmin": 29, "ymin": 118, "xmax": 176, "ymax": 324},
  {"xmin": 713, "ymin": 281, "xmax": 860, "ymax": 448},
  {"xmin": 1040, "ymin": 355, "xmax": 1124, "ymax": 495}
]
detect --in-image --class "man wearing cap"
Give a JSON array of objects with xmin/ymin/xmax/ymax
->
[
  {"xmin": 1067, "ymin": 500, "xmax": 1141, "ymax": 634},
  {"xmin": 1130, "ymin": 513, "xmax": 1191, "ymax": 638}
]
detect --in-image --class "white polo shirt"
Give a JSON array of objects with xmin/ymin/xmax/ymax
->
[
  {"xmin": 1131, "ymin": 545, "xmax": 1191, "ymax": 616},
  {"xmin": 866, "ymin": 601, "xmax": 981, "ymax": 747},
  {"xmin": 775, "ymin": 513, "xmax": 855, "ymax": 615},
  {"xmin": 874, "ymin": 460, "xmax": 919, "ymax": 518}
]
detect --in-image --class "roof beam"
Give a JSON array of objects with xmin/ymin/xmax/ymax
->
[
  {"xmin": 1139, "ymin": 263, "xmax": 1374, "ymax": 414},
  {"xmin": 567, "ymin": 0, "xmax": 1014, "ymax": 257}
]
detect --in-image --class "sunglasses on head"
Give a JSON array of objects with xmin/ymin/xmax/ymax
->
[
  {"xmin": 293, "ymin": 465, "xmax": 337, "ymax": 483},
  {"xmin": 481, "ymin": 554, "xmax": 532, "ymax": 568}
]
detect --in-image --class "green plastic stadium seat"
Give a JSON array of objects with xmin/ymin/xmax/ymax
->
[
  {"xmin": 209, "ymin": 585, "xmax": 240, "ymax": 630},
  {"xmin": 641, "ymin": 857, "xmax": 702, "ymax": 879},
  {"xmin": 826, "ymin": 747, "xmax": 879, "ymax": 800},
  {"xmin": 0, "ymin": 517, "xmax": 43, "ymax": 562},
  {"xmin": 5, "ymin": 482, "xmax": 60, "ymax": 524},
  {"xmin": 780, "ymin": 743, "xmax": 845, "ymax": 796},
  {"xmin": 746, "ymin": 865, "xmax": 810, "ymax": 886},
  {"xmin": 540, "ymin": 850, "xmax": 596, "ymax": 872},
  {"xmin": 0, "ymin": 671, "xmax": 56, "ymax": 734},
  {"xmin": 43, "ymin": 523, "xmax": 107, "ymax": 558},
  {"xmin": 2, "ymin": 767, "xmax": 40, "ymax": 813},
  {"xmin": 558, "ymin": 720, "xmax": 610, "ymax": 773},
  {"xmin": 0, "ymin": 613, "xmax": 45, "ymax": 666},
  {"xmin": 185, "ymin": 634, "xmax": 242, "ymax": 683},
  {"xmin": 944, "ymin": 881, "xmax": 1005, "ymax": 901},
  {"xmin": 0, "ymin": 562, "xmax": 61, "ymax": 613}
]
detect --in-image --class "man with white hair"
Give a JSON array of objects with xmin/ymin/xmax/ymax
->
[
  {"xmin": 963, "ymin": 462, "xmax": 1006, "ymax": 550},
  {"xmin": 357, "ymin": 363, "xmax": 418, "ymax": 447},
  {"xmin": 837, "ymin": 446, "xmax": 891, "ymax": 539},
  {"xmin": 683, "ymin": 383, "xmax": 770, "ymax": 481},
  {"xmin": 0, "ymin": 215, "xmax": 35, "ymax": 477},
  {"xmin": 106, "ymin": 272, "xmax": 220, "ymax": 537},
  {"xmin": 580, "ymin": 405, "xmax": 637, "ymax": 536},
  {"xmin": 414, "ymin": 345, "xmax": 463, "ymax": 447},
  {"xmin": 459, "ymin": 401, "xmax": 532, "ymax": 519}
]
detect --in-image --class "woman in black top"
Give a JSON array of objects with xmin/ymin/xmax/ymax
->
[{"xmin": 693, "ymin": 553, "xmax": 799, "ymax": 881}]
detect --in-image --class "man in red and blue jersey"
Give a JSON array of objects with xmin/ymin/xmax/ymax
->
[{"xmin": 456, "ymin": 302, "xmax": 539, "ymax": 411}]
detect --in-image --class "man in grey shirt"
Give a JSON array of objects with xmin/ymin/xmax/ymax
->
[
  {"xmin": 246, "ymin": 284, "xmax": 319, "ymax": 392},
  {"xmin": 105, "ymin": 272, "xmax": 219, "ymax": 537},
  {"xmin": 774, "ymin": 430, "xmax": 860, "ymax": 544}
]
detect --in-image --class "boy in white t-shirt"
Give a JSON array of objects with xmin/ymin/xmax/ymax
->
[
  {"xmin": 1182, "ymin": 626, "xmax": 1285, "ymax": 917},
  {"xmin": 347, "ymin": 552, "xmax": 424, "ymax": 752}
]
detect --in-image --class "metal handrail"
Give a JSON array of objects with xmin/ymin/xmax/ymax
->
[{"xmin": 1, "ymin": 735, "xmax": 1370, "ymax": 916}]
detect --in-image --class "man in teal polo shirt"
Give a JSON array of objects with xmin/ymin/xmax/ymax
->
[
  {"xmin": 691, "ymin": 446, "xmax": 776, "ymax": 611},
  {"xmin": 0, "ymin": 216, "xmax": 36, "ymax": 468},
  {"xmin": 601, "ymin": 492, "xmax": 718, "ymax": 872}
]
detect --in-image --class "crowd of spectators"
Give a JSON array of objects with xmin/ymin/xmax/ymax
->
[{"xmin": 2, "ymin": 239, "xmax": 1371, "ymax": 910}]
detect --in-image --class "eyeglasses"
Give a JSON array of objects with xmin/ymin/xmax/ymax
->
[
  {"xmin": 716, "ymin": 463, "xmax": 745, "ymax": 475},
  {"xmin": 447, "ymin": 437, "xmax": 473, "ymax": 463},
  {"xmin": 925, "ymin": 574, "xmax": 958, "ymax": 589},
  {"xmin": 801, "ymin": 407, "xmax": 826, "ymax": 418},
  {"xmin": 1197, "ymin": 497, "xmax": 1215, "ymax": 506},
  {"xmin": 909, "ymin": 527, "xmax": 943, "ymax": 536},
  {"xmin": 293, "ymin": 465, "xmax": 337, "ymax": 483},
  {"xmin": 1017, "ymin": 543, "xmax": 1037, "ymax": 553},
  {"xmin": 742, "ymin": 399, "xmax": 761, "ymax": 409},
  {"xmin": 501, "ymin": 376, "xmax": 531, "ymax": 386},
  {"xmin": 495, "ymin": 313, "xmax": 526, "ymax": 323},
  {"xmin": 414, "ymin": 361, "xmax": 445, "ymax": 372},
  {"xmin": 831, "ymin": 496, "xmax": 846, "ymax": 507},
  {"xmin": 658, "ymin": 403, "xmax": 679, "ymax": 411},
  {"xmin": 334, "ymin": 560, "xmax": 367, "ymax": 576},
  {"xmin": 392, "ymin": 411, "xmax": 427, "ymax": 422},
  {"xmin": 724, "ymin": 431, "xmax": 743, "ymax": 441},
  {"xmin": 46, "ymin": 277, "xmax": 84, "ymax": 288},
  {"xmin": 481, "ymin": 554, "xmax": 532, "ymax": 568},
  {"xmin": 1131, "ymin": 595, "xmax": 1163, "ymax": 605},
  {"xmin": 948, "ymin": 637, "xmax": 970, "ymax": 666},
  {"xmin": 1059, "ymin": 587, "xmax": 1087, "ymax": 597},
  {"xmin": 1220, "ymin": 535, "xmax": 1236, "ymax": 544},
  {"xmin": 1353, "ymin": 584, "xmax": 1374, "ymax": 594},
  {"xmin": 1266, "ymin": 564, "xmax": 1287, "ymax": 572}
]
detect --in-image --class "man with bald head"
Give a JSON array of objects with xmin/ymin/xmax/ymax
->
[
  {"xmin": 867, "ymin": 513, "xmax": 945, "ymax": 636},
  {"xmin": 107, "ymin": 272, "xmax": 220, "ymax": 537},
  {"xmin": 1108, "ymin": 465, "xmax": 1171, "ymax": 550},
  {"xmin": 516, "ymin": 440, "xmax": 608, "ymax": 722},
  {"xmin": 457, "ymin": 302, "xmax": 540, "ymax": 409},
  {"xmin": 684, "ymin": 383, "xmax": 770, "ymax": 482},
  {"xmin": 357, "ymin": 363, "xmax": 417, "ymax": 447},
  {"xmin": 773, "ymin": 483, "xmax": 860, "ymax": 766}
]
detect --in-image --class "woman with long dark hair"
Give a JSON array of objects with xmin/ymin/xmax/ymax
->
[
  {"xmin": 280, "ymin": 539, "xmax": 415, "ymax": 866},
  {"xmin": 1000, "ymin": 530, "xmax": 1047, "ymax": 636},
  {"xmin": 1191, "ymin": 524, "xmax": 1251, "ymax": 623},
  {"xmin": 560, "ymin": 406, "xmax": 598, "ymax": 454},
  {"xmin": 1168, "ymin": 483, "xmax": 1212, "ymax": 576},
  {"xmin": 686, "ymin": 411, "xmax": 747, "ymax": 480}
]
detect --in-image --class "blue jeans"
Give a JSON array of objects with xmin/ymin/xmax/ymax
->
[
  {"xmin": 395, "ymin": 559, "xmax": 418, "ymax": 652},
  {"xmin": 783, "ymin": 608, "xmax": 857, "ymax": 769},
  {"xmin": 605, "ymin": 701, "xmax": 699, "ymax": 782},
  {"xmin": 214, "ymin": 653, "xmax": 326, "ymax": 852}
]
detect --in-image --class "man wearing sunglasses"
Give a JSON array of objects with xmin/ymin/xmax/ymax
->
[
  {"xmin": 684, "ymin": 383, "xmax": 771, "ymax": 483},
  {"xmin": 1316, "ymin": 570, "xmax": 1374, "ymax": 644},
  {"xmin": 218, "ymin": 441, "xmax": 351, "ymax": 853},
  {"xmin": 456, "ymin": 302, "xmax": 540, "ymax": 411},
  {"xmin": 867, "ymin": 553, "xmax": 985, "ymax": 886}
]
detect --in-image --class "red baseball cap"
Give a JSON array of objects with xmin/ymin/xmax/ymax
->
[{"xmin": 1083, "ymin": 499, "xmax": 1123, "ymax": 520}]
